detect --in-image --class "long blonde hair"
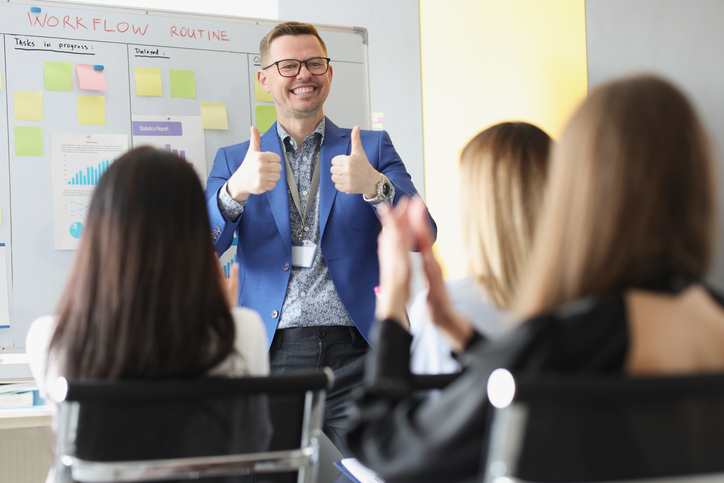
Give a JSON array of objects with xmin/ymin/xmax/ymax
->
[
  {"xmin": 461, "ymin": 122, "xmax": 551, "ymax": 308},
  {"xmin": 516, "ymin": 75, "xmax": 716, "ymax": 317}
]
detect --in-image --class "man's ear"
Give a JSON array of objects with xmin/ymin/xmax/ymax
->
[{"xmin": 258, "ymin": 69, "xmax": 271, "ymax": 93}]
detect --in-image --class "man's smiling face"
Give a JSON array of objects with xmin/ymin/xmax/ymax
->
[{"xmin": 258, "ymin": 34, "xmax": 333, "ymax": 124}]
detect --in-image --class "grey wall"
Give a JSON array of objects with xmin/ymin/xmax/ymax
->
[
  {"xmin": 586, "ymin": 0, "xmax": 724, "ymax": 288},
  {"xmin": 278, "ymin": 0, "xmax": 426, "ymax": 198}
]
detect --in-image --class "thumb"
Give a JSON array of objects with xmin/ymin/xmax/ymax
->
[
  {"xmin": 249, "ymin": 126, "xmax": 261, "ymax": 152},
  {"xmin": 350, "ymin": 126, "xmax": 363, "ymax": 154}
]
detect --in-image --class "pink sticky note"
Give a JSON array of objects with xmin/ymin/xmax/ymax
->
[{"xmin": 75, "ymin": 64, "xmax": 108, "ymax": 91}]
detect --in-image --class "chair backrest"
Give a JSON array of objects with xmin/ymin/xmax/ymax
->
[
  {"xmin": 54, "ymin": 370, "xmax": 333, "ymax": 483},
  {"xmin": 483, "ymin": 372, "xmax": 724, "ymax": 483}
]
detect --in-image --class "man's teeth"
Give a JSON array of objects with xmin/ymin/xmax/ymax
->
[{"xmin": 293, "ymin": 87, "xmax": 314, "ymax": 94}]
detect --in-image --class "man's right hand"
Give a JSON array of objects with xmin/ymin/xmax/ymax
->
[{"xmin": 226, "ymin": 126, "xmax": 282, "ymax": 202}]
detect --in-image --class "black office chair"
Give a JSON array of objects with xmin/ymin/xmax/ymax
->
[
  {"xmin": 53, "ymin": 370, "xmax": 333, "ymax": 483},
  {"xmin": 482, "ymin": 371, "xmax": 724, "ymax": 483}
]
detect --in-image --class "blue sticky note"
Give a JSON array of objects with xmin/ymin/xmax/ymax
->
[
  {"xmin": 30, "ymin": 7, "xmax": 41, "ymax": 12},
  {"xmin": 93, "ymin": 65, "xmax": 104, "ymax": 70}
]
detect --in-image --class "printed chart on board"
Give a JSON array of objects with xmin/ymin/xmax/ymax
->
[
  {"xmin": 50, "ymin": 133, "xmax": 128, "ymax": 250},
  {"xmin": 131, "ymin": 115, "xmax": 207, "ymax": 185}
]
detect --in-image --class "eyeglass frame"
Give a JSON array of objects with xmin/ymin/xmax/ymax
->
[{"xmin": 261, "ymin": 57, "xmax": 332, "ymax": 77}]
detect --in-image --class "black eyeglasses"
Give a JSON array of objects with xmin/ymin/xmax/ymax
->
[{"xmin": 262, "ymin": 57, "xmax": 331, "ymax": 77}]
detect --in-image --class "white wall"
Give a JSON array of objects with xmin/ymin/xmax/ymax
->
[{"xmin": 586, "ymin": 0, "xmax": 724, "ymax": 289}]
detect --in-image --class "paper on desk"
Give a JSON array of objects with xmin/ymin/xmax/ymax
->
[
  {"xmin": 0, "ymin": 244, "xmax": 10, "ymax": 329},
  {"xmin": 335, "ymin": 458, "xmax": 385, "ymax": 483}
]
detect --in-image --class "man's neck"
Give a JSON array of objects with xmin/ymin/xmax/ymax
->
[{"xmin": 278, "ymin": 113, "xmax": 324, "ymax": 151}]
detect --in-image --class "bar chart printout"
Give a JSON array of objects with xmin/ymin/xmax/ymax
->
[
  {"xmin": 131, "ymin": 115, "xmax": 207, "ymax": 186},
  {"xmin": 51, "ymin": 133, "xmax": 129, "ymax": 250},
  {"xmin": 219, "ymin": 236, "xmax": 238, "ymax": 278},
  {"xmin": 68, "ymin": 159, "xmax": 112, "ymax": 186}
]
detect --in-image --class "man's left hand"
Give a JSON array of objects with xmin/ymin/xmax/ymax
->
[{"xmin": 331, "ymin": 126, "xmax": 380, "ymax": 197}]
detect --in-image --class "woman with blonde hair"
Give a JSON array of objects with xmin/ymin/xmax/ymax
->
[
  {"xmin": 347, "ymin": 75, "xmax": 724, "ymax": 482},
  {"xmin": 409, "ymin": 122, "xmax": 551, "ymax": 374}
]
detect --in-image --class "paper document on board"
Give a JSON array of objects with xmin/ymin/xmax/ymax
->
[{"xmin": 51, "ymin": 133, "xmax": 128, "ymax": 250}]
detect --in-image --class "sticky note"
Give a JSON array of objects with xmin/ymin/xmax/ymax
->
[
  {"xmin": 77, "ymin": 95, "xmax": 106, "ymax": 125},
  {"xmin": 76, "ymin": 64, "xmax": 108, "ymax": 91},
  {"xmin": 44, "ymin": 61, "xmax": 73, "ymax": 91},
  {"xmin": 134, "ymin": 67, "xmax": 162, "ymax": 96},
  {"xmin": 170, "ymin": 69, "xmax": 196, "ymax": 98},
  {"xmin": 14, "ymin": 126, "xmax": 44, "ymax": 156},
  {"xmin": 200, "ymin": 101, "xmax": 228, "ymax": 130},
  {"xmin": 255, "ymin": 105, "xmax": 277, "ymax": 133},
  {"xmin": 14, "ymin": 91, "xmax": 43, "ymax": 121},
  {"xmin": 254, "ymin": 75, "xmax": 273, "ymax": 102}
]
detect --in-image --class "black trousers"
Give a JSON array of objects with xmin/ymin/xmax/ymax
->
[{"xmin": 269, "ymin": 326, "xmax": 368, "ymax": 457}]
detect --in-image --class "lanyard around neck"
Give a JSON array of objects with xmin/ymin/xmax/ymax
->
[{"xmin": 282, "ymin": 146, "xmax": 320, "ymax": 237}]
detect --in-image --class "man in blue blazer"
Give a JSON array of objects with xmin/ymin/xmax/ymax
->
[{"xmin": 205, "ymin": 21, "xmax": 436, "ymax": 454}]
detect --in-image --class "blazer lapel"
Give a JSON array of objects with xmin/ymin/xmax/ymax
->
[
  {"xmin": 261, "ymin": 123, "xmax": 292, "ymax": 256},
  {"xmin": 319, "ymin": 118, "xmax": 348, "ymax": 239}
]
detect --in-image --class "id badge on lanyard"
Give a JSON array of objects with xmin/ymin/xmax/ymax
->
[{"xmin": 292, "ymin": 240, "xmax": 318, "ymax": 268}]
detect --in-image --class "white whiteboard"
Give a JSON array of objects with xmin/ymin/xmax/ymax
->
[{"xmin": 0, "ymin": 0, "xmax": 371, "ymax": 349}]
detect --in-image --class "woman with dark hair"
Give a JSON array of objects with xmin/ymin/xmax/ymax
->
[
  {"xmin": 347, "ymin": 75, "xmax": 724, "ymax": 482},
  {"xmin": 27, "ymin": 146, "xmax": 268, "ymax": 410}
]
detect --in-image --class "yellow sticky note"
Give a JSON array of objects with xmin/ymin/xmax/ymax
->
[
  {"xmin": 200, "ymin": 101, "xmax": 228, "ymax": 130},
  {"xmin": 78, "ymin": 95, "xmax": 106, "ymax": 125},
  {"xmin": 254, "ymin": 75, "xmax": 273, "ymax": 102},
  {"xmin": 14, "ymin": 91, "xmax": 43, "ymax": 121},
  {"xmin": 255, "ymin": 105, "xmax": 277, "ymax": 133},
  {"xmin": 134, "ymin": 67, "xmax": 162, "ymax": 96},
  {"xmin": 15, "ymin": 126, "xmax": 44, "ymax": 156}
]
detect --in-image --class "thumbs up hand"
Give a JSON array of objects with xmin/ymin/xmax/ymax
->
[
  {"xmin": 227, "ymin": 126, "xmax": 282, "ymax": 202},
  {"xmin": 331, "ymin": 126, "xmax": 381, "ymax": 197}
]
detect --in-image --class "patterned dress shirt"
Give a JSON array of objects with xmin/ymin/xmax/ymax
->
[{"xmin": 217, "ymin": 118, "xmax": 394, "ymax": 328}]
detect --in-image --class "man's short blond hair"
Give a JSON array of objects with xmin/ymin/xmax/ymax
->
[{"xmin": 260, "ymin": 21, "xmax": 327, "ymax": 66}]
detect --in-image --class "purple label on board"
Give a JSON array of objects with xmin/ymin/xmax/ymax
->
[{"xmin": 132, "ymin": 121, "xmax": 183, "ymax": 136}]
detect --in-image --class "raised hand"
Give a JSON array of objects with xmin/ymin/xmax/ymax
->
[
  {"xmin": 226, "ymin": 126, "xmax": 282, "ymax": 202},
  {"xmin": 331, "ymin": 126, "xmax": 381, "ymax": 196},
  {"xmin": 406, "ymin": 197, "xmax": 474, "ymax": 351},
  {"xmin": 375, "ymin": 198, "xmax": 413, "ymax": 329}
]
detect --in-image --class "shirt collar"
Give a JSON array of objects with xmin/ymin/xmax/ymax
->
[{"xmin": 276, "ymin": 117, "xmax": 326, "ymax": 152}]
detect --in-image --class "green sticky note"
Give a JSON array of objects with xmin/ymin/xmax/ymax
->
[
  {"xmin": 78, "ymin": 95, "xmax": 106, "ymax": 125},
  {"xmin": 134, "ymin": 67, "xmax": 162, "ymax": 96},
  {"xmin": 14, "ymin": 91, "xmax": 43, "ymax": 121},
  {"xmin": 44, "ymin": 61, "xmax": 73, "ymax": 92},
  {"xmin": 170, "ymin": 69, "xmax": 196, "ymax": 98},
  {"xmin": 254, "ymin": 75, "xmax": 273, "ymax": 102},
  {"xmin": 15, "ymin": 126, "xmax": 44, "ymax": 156},
  {"xmin": 255, "ymin": 105, "xmax": 277, "ymax": 133},
  {"xmin": 200, "ymin": 101, "xmax": 228, "ymax": 130}
]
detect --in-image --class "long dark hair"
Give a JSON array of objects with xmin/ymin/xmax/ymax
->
[{"xmin": 50, "ymin": 147, "xmax": 236, "ymax": 379}]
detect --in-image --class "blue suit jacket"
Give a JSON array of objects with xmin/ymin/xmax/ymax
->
[{"xmin": 205, "ymin": 118, "xmax": 437, "ymax": 348}]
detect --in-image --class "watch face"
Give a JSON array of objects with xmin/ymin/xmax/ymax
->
[{"xmin": 382, "ymin": 181, "xmax": 391, "ymax": 196}]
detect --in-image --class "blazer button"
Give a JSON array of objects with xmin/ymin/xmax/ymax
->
[
  {"xmin": 271, "ymin": 310, "xmax": 279, "ymax": 319},
  {"xmin": 283, "ymin": 262, "xmax": 290, "ymax": 271}
]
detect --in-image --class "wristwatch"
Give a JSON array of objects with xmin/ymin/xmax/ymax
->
[{"xmin": 363, "ymin": 174, "xmax": 392, "ymax": 204}]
